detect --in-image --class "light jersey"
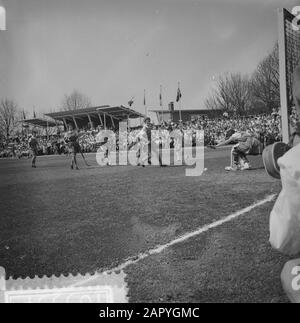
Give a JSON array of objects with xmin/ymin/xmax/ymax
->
[
  {"xmin": 229, "ymin": 131, "xmax": 252, "ymax": 143},
  {"xmin": 8, "ymin": 143, "xmax": 15, "ymax": 151},
  {"xmin": 137, "ymin": 125, "xmax": 152, "ymax": 144},
  {"xmin": 230, "ymin": 131, "xmax": 262, "ymax": 155},
  {"xmin": 172, "ymin": 129, "xmax": 184, "ymax": 148}
]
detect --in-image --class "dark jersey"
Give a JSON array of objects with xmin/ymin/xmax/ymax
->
[
  {"xmin": 65, "ymin": 130, "xmax": 80, "ymax": 153},
  {"xmin": 65, "ymin": 130, "xmax": 78, "ymax": 143},
  {"xmin": 29, "ymin": 137, "xmax": 38, "ymax": 149}
]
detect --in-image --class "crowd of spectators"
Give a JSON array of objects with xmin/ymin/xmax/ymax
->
[
  {"xmin": 0, "ymin": 109, "xmax": 298, "ymax": 158},
  {"xmin": 0, "ymin": 135, "xmax": 67, "ymax": 158}
]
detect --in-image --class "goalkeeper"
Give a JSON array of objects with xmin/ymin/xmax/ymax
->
[{"xmin": 208, "ymin": 128, "xmax": 262, "ymax": 171}]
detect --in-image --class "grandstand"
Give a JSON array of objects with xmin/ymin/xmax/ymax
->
[
  {"xmin": 46, "ymin": 105, "xmax": 144, "ymax": 130},
  {"xmin": 21, "ymin": 118, "xmax": 64, "ymax": 137}
]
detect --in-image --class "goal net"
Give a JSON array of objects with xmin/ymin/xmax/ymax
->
[{"xmin": 278, "ymin": 8, "xmax": 300, "ymax": 142}]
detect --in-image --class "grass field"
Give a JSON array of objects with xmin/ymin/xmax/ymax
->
[{"xmin": 0, "ymin": 148, "xmax": 291, "ymax": 302}]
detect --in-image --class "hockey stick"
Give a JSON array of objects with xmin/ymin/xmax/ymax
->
[
  {"xmin": 207, "ymin": 145, "xmax": 216, "ymax": 149},
  {"xmin": 80, "ymin": 150, "xmax": 91, "ymax": 167}
]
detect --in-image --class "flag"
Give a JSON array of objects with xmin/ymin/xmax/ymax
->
[
  {"xmin": 128, "ymin": 97, "xmax": 134, "ymax": 107},
  {"xmin": 176, "ymin": 85, "xmax": 182, "ymax": 102}
]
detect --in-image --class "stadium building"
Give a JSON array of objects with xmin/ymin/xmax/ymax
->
[
  {"xmin": 45, "ymin": 105, "xmax": 145, "ymax": 130},
  {"xmin": 150, "ymin": 102, "xmax": 223, "ymax": 123}
]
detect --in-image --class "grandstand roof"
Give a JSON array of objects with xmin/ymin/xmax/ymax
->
[
  {"xmin": 22, "ymin": 118, "xmax": 58, "ymax": 128},
  {"xmin": 45, "ymin": 105, "xmax": 144, "ymax": 121}
]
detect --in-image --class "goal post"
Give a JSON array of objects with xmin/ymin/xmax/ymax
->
[
  {"xmin": 278, "ymin": 8, "xmax": 300, "ymax": 143},
  {"xmin": 0, "ymin": 6, "xmax": 6, "ymax": 31}
]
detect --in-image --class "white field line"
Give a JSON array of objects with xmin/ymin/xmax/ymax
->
[{"xmin": 72, "ymin": 193, "xmax": 276, "ymax": 286}]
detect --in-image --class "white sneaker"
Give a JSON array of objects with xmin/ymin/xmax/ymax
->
[
  {"xmin": 241, "ymin": 163, "xmax": 251, "ymax": 170},
  {"xmin": 225, "ymin": 165, "xmax": 238, "ymax": 171}
]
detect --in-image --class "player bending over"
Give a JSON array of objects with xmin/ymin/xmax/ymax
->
[{"xmin": 209, "ymin": 128, "xmax": 262, "ymax": 171}]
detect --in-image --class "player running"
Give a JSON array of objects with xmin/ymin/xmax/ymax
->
[
  {"xmin": 28, "ymin": 130, "xmax": 39, "ymax": 168},
  {"xmin": 209, "ymin": 127, "xmax": 262, "ymax": 171}
]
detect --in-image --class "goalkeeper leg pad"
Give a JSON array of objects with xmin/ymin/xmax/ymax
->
[{"xmin": 262, "ymin": 142, "xmax": 291, "ymax": 179}]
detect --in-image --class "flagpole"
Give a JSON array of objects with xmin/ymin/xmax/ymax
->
[
  {"xmin": 46, "ymin": 120, "xmax": 49, "ymax": 141},
  {"xmin": 21, "ymin": 111, "xmax": 24, "ymax": 137},
  {"xmin": 178, "ymin": 82, "xmax": 182, "ymax": 122},
  {"xmin": 160, "ymin": 85, "xmax": 163, "ymax": 124},
  {"xmin": 144, "ymin": 89, "xmax": 147, "ymax": 117},
  {"xmin": 179, "ymin": 101, "xmax": 182, "ymax": 122}
]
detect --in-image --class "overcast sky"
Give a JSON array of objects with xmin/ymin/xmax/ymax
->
[{"xmin": 0, "ymin": 0, "xmax": 298, "ymax": 116}]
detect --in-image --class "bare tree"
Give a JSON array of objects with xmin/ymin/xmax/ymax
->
[
  {"xmin": 61, "ymin": 90, "xmax": 91, "ymax": 111},
  {"xmin": 228, "ymin": 73, "xmax": 252, "ymax": 115},
  {"xmin": 204, "ymin": 94, "xmax": 219, "ymax": 111},
  {"xmin": 251, "ymin": 45, "xmax": 280, "ymax": 112},
  {"xmin": 0, "ymin": 99, "xmax": 18, "ymax": 139},
  {"xmin": 205, "ymin": 77, "xmax": 232, "ymax": 111},
  {"xmin": 205, "ymin": 73, "xmax": 252, "ymax": 115}
]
